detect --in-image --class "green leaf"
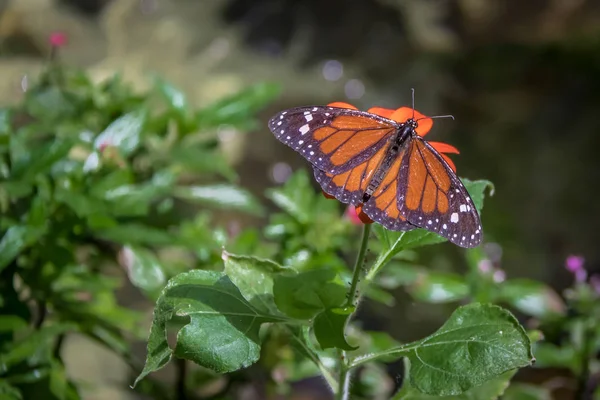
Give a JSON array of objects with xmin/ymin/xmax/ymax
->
[
  {"xmin": 0, "ymin": 323, "xmax": 76, "ymax": 369},
  {"xmin": 313, "ymin": 307, "xmax": 357, "ymax": 350},
  {"xmin": 461, "ymin": 179, "xmax": 494, "ymax": 212},
  {"xmin": 367, "ymin": 227, "xmax": 445, "ymax": 280},
  {"xmin": 170, "ymin": 146, "xmax": 237, "ymax": 181},
  {"xmin": 154, "ymin": 77, "xmax": 189, "ymax": 116},
  {"xmin": 134, "ymin": 270, "xmax": 284, "ymax": 386},
  {"xmin": 0, "ymin": 316, "xmax": 27, "ymax": 332},
  {"xmin": 499, "ymin": 279, "xmax": 566, "ymax": 319},
  {"xmin": 11, "ymin": 140, "xmax": 73, "ymax": 180},
  {"xmin": 196, "ymin": 82, "xmax": 280, "ymax": 128},
  {"xmin": 532, "ymin": 342, "xmax": 578, "ymax": 372},
  {"xmin": 273, "ymin": 269, "xmax": 347, "ymax": 320},
  {"xmin": 502, "ymin": 383, "xmax": 552, "ymax": 400},
  {"xmin": 394, "ymin": 359, "xmax": 516, "ymax": 399},
  {"xmin": 350, "ymin": 303, "xmax": 533, "ymax": 396},
  {"xmin": 408, "ymin": 271, "xmax": 470, "ymax": 304},
  {"xmin": 95, "ymin": 224, "xmax": 175, "ymax": 245},
  {"xmin": 0, "ymin": 225, "xmax": 45, "ymax": 273},
  {"xmin": 173, "ymin": 184, "xmax": 264, "ymax": 216},
  {"xmin": 121, "ymin": 246, "xmax": 167, "ymax": 295},
  {"xmin": 222, "ymin": 252, "xmax": 288, "ymax": 315},
  {"xmin": 265, "ymin": 170, "xmax": 315, "ymax": 224},
  {"xmin": 94, "ymin": 110, "xmax": 146, "ymax": 155},
  {"xmin": 0, "ymin": 380, "xmax": 22, "ymax": 400}
]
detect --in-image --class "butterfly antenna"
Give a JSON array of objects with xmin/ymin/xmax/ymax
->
[
  {"xmin": 417, "ymin": 114, "xmax": 455, "ymax": 122},
  {"xmin": 411, "ymin": 88, "xmax": 415, "ymax": 120}
]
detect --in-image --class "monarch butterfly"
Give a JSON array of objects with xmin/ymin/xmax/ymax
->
[{"xmin": 268, "ymin": 95, "xmax": 482, "ymax": 248}]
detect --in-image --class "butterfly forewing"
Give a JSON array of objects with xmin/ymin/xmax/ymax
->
[
  {"xmin": 397, "ymin": 138, "xmax": 482, "ymax": 247},
  {"xmin": 269, "ymin": 106, "xmax": 398, "ymax": 174}
]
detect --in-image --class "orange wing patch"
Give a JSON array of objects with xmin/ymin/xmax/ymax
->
[
  {"xmin": 361, "ymin": 150, "xmax": 413, "ymax": 231},
  {"xmin": 314, "ymin": 146, "xmax": 387, "ymax": 206},
  {"xmin": 403, "ymin": 140, "xmax": 451, "ymax": 215}
]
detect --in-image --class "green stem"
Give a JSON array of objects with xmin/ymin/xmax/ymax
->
[
  {"xmin": 335, "ymin": 224, "xmax": 371, "ymax": 399},
  {"xmin": 344, "ymin": 224, "xmax": 371, "ymax": 308},
  {"xmin": 336, "ymin": 362, "xmax": 351, "ymax": 400}
]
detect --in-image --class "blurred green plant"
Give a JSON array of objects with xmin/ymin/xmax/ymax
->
[{"xmin": 0, "ymin": 62, "xmax": 280, "ymax": 399}]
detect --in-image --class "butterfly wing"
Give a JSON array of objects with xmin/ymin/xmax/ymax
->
[
  {"xmin": 312, "ymin": 144, "xmax": 387, "ymax": 205},
  {"xmin": 397, "ymin": 138, "xmax": 482, "ymax": 248},
  {"xmin": 359, "ymin": 146, "xmax": 416, "ymax": 231},
  {"xmin": 269, "ymin": 106, "xmax": 398, "ymax": 175}
]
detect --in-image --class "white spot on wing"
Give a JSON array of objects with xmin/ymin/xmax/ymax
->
[
  {"xmin": 451, "ymin": 213, "xmax": 459, "ymax": 223},
  {"xmin": 299, "ymin": 124, "xmax": 310, "ymax": 135},
  {"xmin": 305, "ymin": 114, "xmax": 313, "ymax": 122},
  {"xmin": 460, "ymin": 204, "xmax": 467, "ymax": 212}
]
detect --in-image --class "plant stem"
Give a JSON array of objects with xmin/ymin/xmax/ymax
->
[
  {"xmin": 336, "ymin": 362, "xmax": 351, "ymax": 400},
  {"xmin": 175, "ymin": 358, "xmax": 187, "ymax": 400},
  {"xmin": 335, "ymin": 224, "xmax": 371, "ymax": 399},
  {"xmin": 344, "ymin": 224, "xmax": 371, "ymax": 308}
]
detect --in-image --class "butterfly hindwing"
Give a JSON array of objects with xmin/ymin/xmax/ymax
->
[
  {"xmin": 269, "ymin": 106, "xmax": 397, "ymax": 174},
  {"xmin": 313, "ymin": 145, "xmax": 388, "ymax": 205},
  {"xmin": 397, "ymin": 138, "xmax": 482, "ymax": 247},
  {"xmin": 361, "ymin": 146, "xmax": 415, "ymax": 231}
]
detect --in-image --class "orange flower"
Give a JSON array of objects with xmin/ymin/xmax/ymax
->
[{"xmin": 322, "ymin": 102, "xmax": 461, "ymax": 224}]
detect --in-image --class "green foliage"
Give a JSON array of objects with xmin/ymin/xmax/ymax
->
[
  {"xmin": 0, "ymin": 64, "xmax": 277, "ymax": 399},
  {"xmin": 134, "ymin": 169, "xmax": 537, "ymax": 399}
]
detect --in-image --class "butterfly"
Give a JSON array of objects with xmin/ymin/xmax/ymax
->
[{"xmin": 268, "ymin": 99, "xmax": 482, "ymax": 248}]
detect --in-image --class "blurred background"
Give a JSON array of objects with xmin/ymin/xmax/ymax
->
[{"xmin": 1, "ymin": 0, "xmax": 600, "ymax": 399}]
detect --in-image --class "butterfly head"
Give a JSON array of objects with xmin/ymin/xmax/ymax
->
[{"xmin": 405, "ymin": 118, "xmax": 418, "ymax": 130}]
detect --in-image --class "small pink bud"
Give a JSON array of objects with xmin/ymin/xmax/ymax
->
[
  {"xmin": 49, "ymin": 32, "xmax": 68, "ymax": 48},
  {"xmin": 565, "ymin": 255, "xmax": 585, "ymax": 273},
  {"xmin": 492, "ymin": 269, "xmax": 506, "ymax": 283}
]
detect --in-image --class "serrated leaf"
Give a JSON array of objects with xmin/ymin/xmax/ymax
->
[
  {"xmin": 499, "ymin": 279, "xmax": 566, "ymax": 319},
  {"xmin": 222, "ymin": 252, "xmax": 288, "ymax": 315},
  {"xmin": 134, "ymin": 270, "xmax": 285, "ymax": 386},
  {"xmin": 351, "ymin": 303, "xmax": 533, "ymax": 396},
  {"xmin": 173, "ymin": 184, "xmax": 264, "ymax": 216},
  {"xmin": 121, "ymin": 246, "xmax": 167, "ymax": 295},
  {"xmin": 94, "ymin": 110, "xmax": 146, "ymax": 155},
  {"xmin": 273, "ymin": 269, "xmax": 347, "ymax": 320},
  {"xmin": 394, "ymin": 359, "xmax": 516, "ymax": 399},
  {"xmin": 313, "ymin": 307, "xmax": 357, "ymax": 350}
]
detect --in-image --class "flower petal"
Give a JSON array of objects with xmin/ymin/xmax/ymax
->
[
  {"xmin": 440, "ymin": 154, "xmax": 457, "ymax": 172},
  {"xmin": 327, "ymin": 102, "xmax": 358, "ymax": 110},
  {"xmin": 367, "ymin": 107, "xmax": 395, "ymax": 119},
  {"xmin": 389, "ymin": 107, "xmax": 433, "ymax": 136},
  {"xmin": 429, "ymin": 141, "xmax": 460, "ymax": 154},
  {"xmin": 355, "ymin": 204, "xmax": 374, "ymax": 224}
]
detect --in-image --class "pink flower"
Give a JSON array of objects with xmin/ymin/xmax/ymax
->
[
  {"xmin": 492, "ymin": 269, "xmax": 506, "ymax": 283},
  {"xmin": 565, "ymin": 255, "xmax": 585, "ymax": 273},
  {"xmin": 345, "ymin": 206, "xmax": 363, "ymax": 225},
  {"xmin": 565, "ymin": 255, "xmax": 587, "ymax": 283},
  {"xmin": 49, "ymin": 32, "xmax": 68, "ymax": 48}
]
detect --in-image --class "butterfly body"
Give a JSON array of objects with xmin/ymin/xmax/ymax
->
[{"xmin": 268, "ymin": 105, "xmax": 482, "ymax": 248}]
